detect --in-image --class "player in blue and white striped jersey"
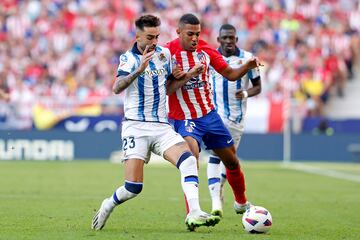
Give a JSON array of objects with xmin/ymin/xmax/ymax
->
[
  {"xmin": 91, "ymin": 15, "xmax": 219, "ymax": 232},
  {"xmin": 207, "ymin": 24, "xmax": 262, "ymax": 217},
  {"xmin": 116, "ymin": 37, "xmax": 173, "ymax": 123}
]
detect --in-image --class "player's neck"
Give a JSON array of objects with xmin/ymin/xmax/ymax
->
[{"xmin": 222, "ymin": 51, "xmax": 234, "ymax": 57}]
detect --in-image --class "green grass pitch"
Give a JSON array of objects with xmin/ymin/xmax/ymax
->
[{"xmin": 1, "ymin": 161, "xmax": 359, "ymax": 240}]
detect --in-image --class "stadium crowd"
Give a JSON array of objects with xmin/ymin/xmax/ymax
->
[{"xmin": 0, "ymin": 0, "xmax": 359, "ymax": 129}]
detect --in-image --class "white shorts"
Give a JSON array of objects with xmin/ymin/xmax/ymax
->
[
  {"xmin": 221, "ymin": 118, "xmax": 245, "ymax": 149},
  {"xmin": 121, "ymin": 121, "xmax": 185, "ymax": 163}
]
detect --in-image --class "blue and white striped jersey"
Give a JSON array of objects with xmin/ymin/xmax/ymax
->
[
  {"xmin": 117, "ymin": 43, "xmax": 172, "ymax": 123},
  {"xmin": 211, "ymin": 48, "xmax": 260, "ymax": 123}
]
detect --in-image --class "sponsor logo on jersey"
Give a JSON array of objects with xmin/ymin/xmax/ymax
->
[
  {"xmin": 141, "ymin": 68, "xmax": 166, "ymax": 77},
  {"xmin": 120, "ymin": 55, "xmax": 128, "ymax": 62},
  {"xmin": 183, "ymin": 76, "xmax": 206, "ymax": 90},
  {"xmin": 120, "ymin": 54, "xmax": 128, "ymax": 67}
]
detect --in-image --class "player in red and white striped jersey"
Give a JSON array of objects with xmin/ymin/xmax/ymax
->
[{"xmin": 166, "ymin": 14, "xmax": 262, "ymax": 217}]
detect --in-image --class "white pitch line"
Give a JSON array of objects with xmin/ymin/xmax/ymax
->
[{"xmin": 284, "ymin": 163, "xmax": 360, "ymax": 183}]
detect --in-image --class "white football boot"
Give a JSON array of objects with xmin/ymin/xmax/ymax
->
[
  {"xmin": 185, "ymin": 210, "xmax": 221, "ymax": 231},
  {"xmin": 91, "ymin": 198, "xmax": 114, "ymax": 230},
  {"xmin": 234, "ymin": 201, "xmax": 252, "ymax": 214}
]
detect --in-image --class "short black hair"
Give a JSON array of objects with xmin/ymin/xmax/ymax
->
[
  {"xmin": 219, "ymin": 24, "xmax": 236, "ymax": 34},
  {"xmin": 135, "ymin": 15, "xmax": 161, "ymax": 31},
  {"xmin": 179, "ymin": 13, "xmax": 200, "ymax": 26}
]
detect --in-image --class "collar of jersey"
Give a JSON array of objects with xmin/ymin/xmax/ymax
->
[
  {"xmin": 131, "ymin": 42, "xmax": 143, "ymax": 55},
  {"xmin": 217, "ymin": 46, "xmax": 241, "ymax": 57},
  {"xmin": 131, "ymin": 42, "xmax": 161, "ymax": 55}
]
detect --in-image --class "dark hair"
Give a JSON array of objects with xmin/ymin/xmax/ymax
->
[
  {"xmin": 219, "ymin": 24, "xmax": 236, "ymax": 34},
  {"xmin": 179, "ymin": 13, "xmax": 200, "ymax": 25},
  {"xmin": 135, "ymin": 15, "xmax": 161, "ymax": 31}
]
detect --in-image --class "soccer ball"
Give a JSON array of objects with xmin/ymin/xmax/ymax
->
[{"xmin": 242, "ymin": 205, "xmax": 272, "ymax": 234}]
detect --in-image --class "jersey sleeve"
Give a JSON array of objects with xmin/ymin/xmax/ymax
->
[
  {"xmin": 248, "ymin": 67, "xmax": 261, "ymax": 81},
  {"xmin": 162, "ymin": 47, "xmax": 175, "ymax": 80},
  {"xmin": 245, "ymin": 52, "xmax": 260, "ymax": 81},
  {"xmin": 163, "ymin": 47, "xmax": 173, "ymax": 74},
  {"xmin": 116, "ymin": 53, "xmax": 136, "ymax": 77},
  {"xmin": 203, "ymin": 44, "xmax": 228, "ymax": 73}
]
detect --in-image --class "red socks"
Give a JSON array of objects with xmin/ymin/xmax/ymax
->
[
  {"xmin": 226, "ymin": 167, "xmax": 247, "ymax": 204},
  {"xmin": 184, "ymin": 194, "xmax": 190, "ymax": 214}
]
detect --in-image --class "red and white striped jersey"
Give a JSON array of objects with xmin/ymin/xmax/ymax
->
[{"xmin": 166, "ymin": 39, "xmax": 228, "ymax": 120}]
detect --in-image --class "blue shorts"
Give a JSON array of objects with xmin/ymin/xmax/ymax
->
[{"xmin": 173, "ymin": 110, "xmax": 234, "ymax": 150}]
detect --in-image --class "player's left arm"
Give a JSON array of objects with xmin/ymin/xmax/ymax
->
[
  {"xmin": 205, "ymin": 45, "xmax": 263, "ymax": 81},
  {"xmin": 219, "ymin": 57, "xmax": 263, "ymax": 81},
  {"xmin": 235, "ymin": 76, "xmax": 261, "ymax": 100},
  {"xmin": 166, "ymin": 64, "xmax": 204, "ymax": 95}
]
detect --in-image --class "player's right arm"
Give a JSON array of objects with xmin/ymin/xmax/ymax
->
[
  {"xmin": 113, "ymin": 46, "xmax": 154, "ymax": 94},
  {"xmin": 166, "ymin": 64, "xmax": 204, "ymax": 95}
]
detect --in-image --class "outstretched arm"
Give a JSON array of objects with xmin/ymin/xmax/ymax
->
[
  {"xmin": 113, "ymin": 46, "xmax": 154, "ymax": 94},
  {"xmin": 218, "ymin": 57, "xmax": 263, "ymax": 81},
  {"xmin": 166, "ymin": 64, "xmax": 204, "ymax": 95}
]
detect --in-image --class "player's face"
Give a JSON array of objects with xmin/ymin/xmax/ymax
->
[
  {"xmin": 136, "ymin": 26, "xmax": 160, "ymax": 53},
  {"xmin": 217, "ymin": 29, "xmax": 238, "ymax": 56},
  {"xmin": 177, "ymin": 24, "xmax": 201, "ymax": 52}
]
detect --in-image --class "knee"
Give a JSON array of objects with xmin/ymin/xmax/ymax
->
[
  {"xmin": 223, "ymin": 154, "xmax": 240, "ymax": 170},
  {"xmin": 229, "ymin": 145, "xmax": 236, "ymax": 154},
  {"xmin": 176, "ymin": 151, "xmax": 198, "ymax": 176},
  {"xmin": 226, "ymin": 161, "xmax": 239, "ymax": 170},
  {"xmin": 125, "ymin": 181, "xmax": 143, "ymax": 195},
  {"xmin": 176, "ymin": 151, "xmax": 196, "ymax": 169}
]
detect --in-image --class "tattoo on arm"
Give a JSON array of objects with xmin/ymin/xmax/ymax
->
[{"xmin": 113, "ymin": 70, "xmax": 141, "ymax": 94}]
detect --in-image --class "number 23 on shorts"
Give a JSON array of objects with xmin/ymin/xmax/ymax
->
[{"xmin": 123, "ymin": 136, "xmax": 135, "ymax": 150}]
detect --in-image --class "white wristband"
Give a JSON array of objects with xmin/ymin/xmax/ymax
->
[{"xmin": 242, "ymin": 90, "xmax": 248, "ymax": 98}]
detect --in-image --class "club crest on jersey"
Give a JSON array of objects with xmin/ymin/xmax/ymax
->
[
  {"xmin": 158, "ymin": 53, "xmax": 167, "ymax": 62},
  {"xmin": 197, "ymin": 52, "xmax": 206, "ymax": 64}
]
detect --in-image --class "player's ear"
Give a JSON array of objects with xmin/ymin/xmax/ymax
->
[
  {"xmin": 176, "ymin": 28, "xmax": 180, "ymax": 35},
  {"xmin": 217, "ymin": 37, "xmax": 220, "ymax": 43},
  {"xmin": 235, "ymin": 36, "xmax": 238, "ymax": 43},
  {"xmin": 135, "ymin": 32, "xmax": 141, "ymax": 42}
]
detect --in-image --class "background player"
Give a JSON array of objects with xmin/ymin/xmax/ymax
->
[
  {"xmin": 91, "ymin": 14, "xmax": 220, "ymax": 232},
  {"xmin": 207, "ymin": 24, "xmax": 262, "ymax": 217},
  {"xmin": 0, "ymin": 89, "xmax": 9, "ymax": 101},
  {"xmin": 166, "ymin": 14, "xmax": 262, "ymax": 217}
]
